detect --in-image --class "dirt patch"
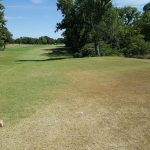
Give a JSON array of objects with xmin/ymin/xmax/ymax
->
[
  {"xmin": 1, "ymin": 68, "xmax": 150, "ymax": 150},
  {"xmin": 0, "ymin": 96, "xmax": 149, "ymax": 150}
]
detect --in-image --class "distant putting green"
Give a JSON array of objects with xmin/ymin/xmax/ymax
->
[{"xmin": 0, "ymin": 45, "xmax": 150, "ymax": 150}]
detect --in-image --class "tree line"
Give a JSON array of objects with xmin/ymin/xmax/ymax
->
[
  {"xmin": 1, "ymin": 0, "xmax": 150, "ymax": 58},
  {"xmin": 56, "ymin": 0, "xmax": 150, "ymax": 58},
  {"xmin": 0, "ymin": 1, "xmax": 64, "ymax": 50},
  {"xmin": 14, "ymin": 37, "xmax": 64, "ymax": 45}
]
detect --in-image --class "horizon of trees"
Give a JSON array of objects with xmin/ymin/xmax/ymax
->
[
  {"xmin": 13, "ymin": 36, "xmax": 64, "ymax": 45},
  {"xmin": 1, "ymin": 0, "xmax": 150, "ymax": 59},
  {"xmin": 0, "ymin": 1, "xmax": 64, "ymax": 49},
  {"xmin": 56, "ymin": 0, "xmax": 150, "ymax": 58}
]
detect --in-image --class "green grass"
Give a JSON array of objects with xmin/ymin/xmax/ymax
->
[
  {"xmin": 0, "ymin": 44, "xmax": 71, "ymax": 124},
  {"xmin": 0, "ymin": 44, "xmax": 150, "ymax": 124},
  {"xmin": 0, "ymin": 44, "xmax": 150, "ymax": 149}
]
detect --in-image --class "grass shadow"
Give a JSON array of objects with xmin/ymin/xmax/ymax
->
[
  {"xmin": 42, "ymin": 47, "xmax": 71, "ymax": 57},
  {"xmin": 17, "ymin": 46, "xmax": 72, "ymax": 62},
  {"xmin": 18, "ymin": 57, "xmax": 66, "ymax": 62}
]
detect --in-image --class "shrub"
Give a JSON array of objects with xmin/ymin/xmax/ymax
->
[
  {"xmin": 80, "ymin": 43, "xmax": 96, "ymax": 57},
  {"xmin": 78, "ymin": 42, "xmax": 121, "ymax": 57},
  {"xmin": 100, "ymin": 41, "xmax": 120, "ymax": 56},
  {"xmin": 73, "ymin": 52, "xmax": 83, "ymax": 58},
  {"xmin": 123, "ymin": 35, "xmax": 150, "ymax": 57}
]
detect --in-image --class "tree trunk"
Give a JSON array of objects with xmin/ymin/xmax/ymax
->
[
  {"xmin": 3, "ymin": 43, "xmax": 5, "ymax": 49},
  {"xmin": 94, "ymin": 41, "xmax": 100, "ymax": 56}
]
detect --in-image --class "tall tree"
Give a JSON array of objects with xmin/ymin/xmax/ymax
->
[
  {"xmin": 138, "ymin": 3, "xmax": 150, "ymax": 41},
  {"xmin": 98, "ymin": 8, "xmax": 123, "ymax": 48},
  {"xmin": 56, "ymin": 0, "xmax": 89, "ymax": 52},
  {"xmin": 56, "ymin": 0, "xmax": 112, "ymax": 56},
  {"xmin": 0, "ymin": 1, "xmax": 5, "ymax": 49},
  {"xmin": 0, "ymin": 1, "xmax": 12, "ymax": 49},
  {"xmin": 119, "ymin": 7, "xmax": 141, "ymax": 25},
  {"xmin": 118, "ymin": 7, "xmax": 141, "ymax": 48},
  {"xmin": 78, "ymin": 0, "xmax": 112, "ymax": 56},
  {"xmin": 143, "ymin": 2, "xmax": 150, "ymax": 11}
]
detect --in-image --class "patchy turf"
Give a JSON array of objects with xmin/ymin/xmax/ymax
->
[{"xmin": 0, "ymin": 45, "xmax": 150, "ymax": 150}]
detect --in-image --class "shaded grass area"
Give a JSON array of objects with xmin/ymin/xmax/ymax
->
[
  {"xmin": 18, "ymin": 57, "xmax": 67, "ymax": 62},
  {"xmin": 43, "ymin": 46, "xmax": 71, "ymax": 57},
  {"xmin": 17, "ymin": 45, "xmax": 72, "ymax": 62},
  {"xmin": 0, "ymin": 44, "xmax": 150, "ymax": 149}
]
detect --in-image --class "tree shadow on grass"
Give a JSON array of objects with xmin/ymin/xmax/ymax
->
[
  {"xmin": 18, "ymin": 57, "xmax": 67, "ymax": 62},
  {"xmin": 42, "ymin": 47, "xmax": 71, "ymax": 57},
  {"xmin": 17, "ymin": 46, "xmax": 72, "ymax": 62}
]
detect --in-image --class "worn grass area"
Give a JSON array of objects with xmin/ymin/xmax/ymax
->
[{"xmin": 0, "ymin": 45, "xmax": 150, "ymax": 150}]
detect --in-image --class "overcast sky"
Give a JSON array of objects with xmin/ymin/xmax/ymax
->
[{"xmin": 3, "ymin": 0, "xmax": 150, "ymax": 39}]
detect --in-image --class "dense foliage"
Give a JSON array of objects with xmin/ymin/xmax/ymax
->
[
  {"xmin": 1, "ymin": 0, "xmax": 150, "ymax": 58},
  {"xmin": 57, "ymin": 0, "xmax": 150, "ymax": 58}
]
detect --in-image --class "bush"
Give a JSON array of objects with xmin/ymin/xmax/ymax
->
[
  {"xmin": 78, "ymin": 42, "xmax": 121, "ymax": 57},
  {"xmin": 73, "ymin": 52, "xmax": 83, "ymax": 58},
  {"xmin": 80, "ymin": 43, "xmax": 96, "ymax": 57},
  {"xmin": 100, "ymin": 41, "xmax": 120, "ymax": 56},
  {"xmin": 123, "ymin": 35, "xmax": 150, "ymax": 57}
]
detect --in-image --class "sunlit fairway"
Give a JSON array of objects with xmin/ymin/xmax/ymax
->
[{"xmin": 0, "ymin": 45, "xmax": 150, "ymax": 150}]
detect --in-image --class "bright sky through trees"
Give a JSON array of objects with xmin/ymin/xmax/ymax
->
[{"xmin": 3, "ymin": 0, "xmax": 150, "ymax": 39}]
